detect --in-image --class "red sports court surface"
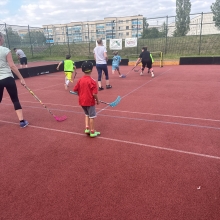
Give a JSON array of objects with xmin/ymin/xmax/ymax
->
[{"xmin": 0, "ymin": 65, "xmax": 220, "ymax": 220}]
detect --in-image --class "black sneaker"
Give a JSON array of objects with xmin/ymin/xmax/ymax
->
[
  {"xmin": 106, "ymin": 85, "xmax": 112, "ymax": 89},
  {"xmin": 99, "ymin": 87, "xmax": 104, "ymax": 91}
]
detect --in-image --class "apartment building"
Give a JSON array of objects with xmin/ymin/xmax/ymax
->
[
  {"xmin": 187, "ymin": 13, "xmax": 220, "ymax": 35},
  {"xmin": 165, "ymin": 13, "xmax": 220, "ymax": 37},
  {"xmin": 42, "ymin": 15, "xmax": 143, "ymax": 43},
  {"xmin": 6, "ymin": 12, "xmax": 219, "ymax": 43}
]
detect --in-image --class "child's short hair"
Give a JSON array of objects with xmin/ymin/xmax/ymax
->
[
  {"xmin": 114, "ymin": 51, "xmax": 118, "ymax": 55},
  {"xmin": 81, "ymin": 61, "xmax": 93, "ymax": 73},
  {"xmin": 142, "ymin": 46, "xmax": 147, "ymax": 51},
  {"xmin": 66, "ymin": 54, "xmax": 71, "ymax": 59},
  {"xmin": 97, "ymin": 38, "xmax": 102, "ymax": 45}
]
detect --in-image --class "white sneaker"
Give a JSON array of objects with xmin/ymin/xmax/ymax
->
[
  {"xmin": 140, "ymin": 72, "xmax": 143, "ymax": 76},
  {"xmin": 151, "ymin": 72, "xmax": 154, "ymax": 78}
]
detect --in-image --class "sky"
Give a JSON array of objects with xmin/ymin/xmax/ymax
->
[{"xmin": 0, "ymin": 0, "xmax": 216, "ymax": 27}]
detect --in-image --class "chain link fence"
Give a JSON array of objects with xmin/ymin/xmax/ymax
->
[{"xmin": 1, "ymin": 12, "xmax": 220, "ymax": 61}]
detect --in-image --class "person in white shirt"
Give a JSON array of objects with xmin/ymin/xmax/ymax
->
[
  {"xmin": 93, "ymin": 39, "xmax": 112, "ymax": 91},
  {"xmin": 14, "ymin": 48, "xmax": 28, "ymax": 68},
  {"xmin": 0, "ymin": 32, "xmax": 29, "ymax": 128}
]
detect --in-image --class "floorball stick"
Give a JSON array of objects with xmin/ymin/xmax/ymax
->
[
  {"xmin": 121, "ymin": 66, "xmax": 138, "ymax": 78},
  {"xmin": 23, "ymin": 85, "xmax": 67, "ymax": 122},
  {"xmin": 69, "ymin": 91, "xmax": 121, "ymax": 107}
]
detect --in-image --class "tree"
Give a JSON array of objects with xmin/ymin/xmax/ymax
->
[
  {"xmin": 5, "ymin": 27, "xmax": 21, "ymax": 48},
  {"xmin": 22, "ymin": 31, "xmax": 46, "ymax": 45},
  {"xmin": 141, "ymin": 17, "xmax": 166, "ymax": 39},
  {"xmin": 211, "ymin": 0, "xmax": 220, "ymax": 29},
  {"xmin": 141, "ymin": 17, "xmax": 149, "ymax": 38},
  {"xmin": 174, "ymin": 0, "xmax": 191, "ymax": 37}
]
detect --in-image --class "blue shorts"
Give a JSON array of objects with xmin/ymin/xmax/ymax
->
[{"xmin": 112, "ymin": 65, "xmax": 119, "ymax": 71}]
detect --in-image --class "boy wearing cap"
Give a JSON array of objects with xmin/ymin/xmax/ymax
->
[{"xmin": 73, "ymin": 61, "xmax": 100, "ymax": 138}]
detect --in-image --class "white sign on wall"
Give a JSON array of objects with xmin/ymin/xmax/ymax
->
[
  {"xmin": 125, "ymin": 38, "xmax": 137, "ymax": 47},
  {"xmin": 109, "ymin": 39, "xmax": 122, "ymax": 50}
]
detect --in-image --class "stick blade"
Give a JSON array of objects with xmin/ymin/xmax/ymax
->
[
  {"xmin": 54, "ymin": 115, "xmax": 67, "ymax": 122},
  {"xmin": 70, "ymin": 91, "xmax": 78, "ymax": 95},
  {"xmin": 109, "ymin": 96, "xmax": 121, "ymax": 107},
  {"xmin": 121, "ymin": 75, "xmax": 126, "ymax": 78}
]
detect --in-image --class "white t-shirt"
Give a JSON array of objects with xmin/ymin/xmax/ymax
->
[
  {"xmin": 0, "ymin": 46, "xmax": 13, "ymax": 80},
  {"xmin": 16, "ymin": 49, "xmax": 26, "ymax": 58},
  {"xmin": 93, "ymin": 46, "xmax": 107, "ymax": 64}
]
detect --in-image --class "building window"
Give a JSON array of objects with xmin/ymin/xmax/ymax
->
[
  {"xmin": 126, "ymin": 26, "xmax": 129, "ymax": 30},
  {"xmin": 126, "ymin": 32, "xmax": 129, "ymax": 36}
]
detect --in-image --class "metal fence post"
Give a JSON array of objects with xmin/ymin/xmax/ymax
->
[
  {"xmin": 198, "ymin": 12, "xmax": 203, "ymax": 55},
  {"xmin": 165, "ymin": 15, "xmax": 168, "ymax": 54},
  {"xmin": 137, "ymin": 18, "xmax": 138, "ymax": 54},
  {"xmin": 28, "ymin": 25, "xmax": 33, "ymax": 58},
  {"xmin": 46, "ymin": 26, "xmax": 51, "ymax": 56},
  {"xmin": 112, "ymin": 20, "xmax": 114, "ymax": 39},
  {"xmin": 88, "ymin": 23, "xmax": 90, "ymax": 55},
  {"xmin": 4, "ymin": 23, "xmax": 10, "ymax": 49},
  {"xmin": 66, "ymin": 25, "xmax": 70, "ymax": 55}
]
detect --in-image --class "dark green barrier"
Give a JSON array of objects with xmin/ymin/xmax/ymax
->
[{"xmin": 13, "ymin": 59, "xmax": 129, "ymax": 79}]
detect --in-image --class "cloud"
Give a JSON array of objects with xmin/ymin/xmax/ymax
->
[
  {"xmin": 0, "ymin": 0, "xmax": 9, "ymax": 6},
  {"xmin": 0, "ymin": 0, "xmax": 216, "ymax": 27}
]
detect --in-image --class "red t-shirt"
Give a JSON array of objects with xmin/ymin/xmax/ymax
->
[{"xmin": 73, "ymin": 75, "xmax": 98, "ymax": 106}]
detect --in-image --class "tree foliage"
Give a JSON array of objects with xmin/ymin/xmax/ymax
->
[
  {"xmin": 5, "ymin": 27, "xmax": 21, "ymax": 47},
  {"xmin": 22, "ymin": 31, "xmax": 46, "ymax": 45},
  {"xmin": 174, "ymin": 0, "xmax": 191, "ymax": 37},
  {"xmin": 141, "ymin": 17, "xmax": 167, "ymax": 39},
  {"xmin": 211, "ymin": 0, "xmax": 220, "ymax": 29}
]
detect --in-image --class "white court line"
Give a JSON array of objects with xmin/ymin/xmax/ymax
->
[
  {"xmin": 2, "ymin": 99, "xmax": 220, "ymax": 123},
  {"xmin": 0, "ymin": 119, "xmax": 220, "ymax": 160},
  {"xmin": 2, "ymin": 102, "xmax": 220, "ymax": 131},
  {"xmin": 97, "ymin": 68, "xmax": 172, "ymax": 114}
]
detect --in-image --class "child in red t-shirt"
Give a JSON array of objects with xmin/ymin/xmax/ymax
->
[{"xmin": 73, "ymin": 61, "xmax": 100, "ymax": 137}]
